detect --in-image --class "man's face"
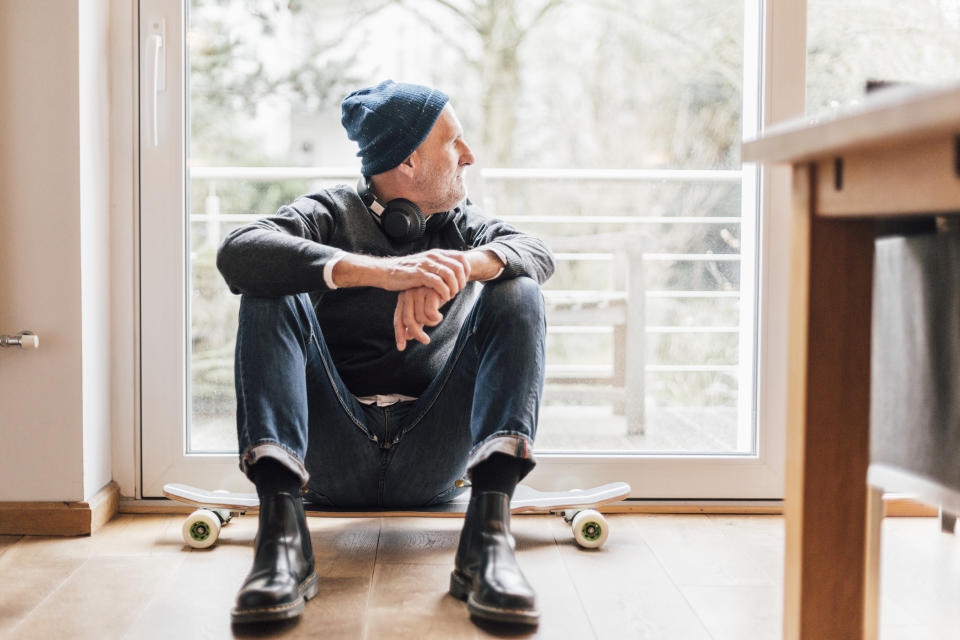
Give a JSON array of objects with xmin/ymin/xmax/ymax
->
[{"xmin": 412, "ymin": 104, "xmax": 475, "ymax": 214}]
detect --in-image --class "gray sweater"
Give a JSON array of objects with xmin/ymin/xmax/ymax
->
[{"xmin": 217, "ymin": 185, "xmax": 555, "ymax": 396}]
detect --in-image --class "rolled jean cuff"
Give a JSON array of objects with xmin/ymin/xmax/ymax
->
[
  {"xmin": 240, "ymin": 441, "xmax": 310, "ymax": 485},
  {"xmin": 466, "ymin": 433, "xmax": 536, "ymax": 479}
]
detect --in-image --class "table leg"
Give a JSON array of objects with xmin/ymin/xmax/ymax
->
[
  {"xmin": 784, "ymin": 164, "xmax": 876, "ymax": 640},
  {"xmin": 863, "ymin": 486, "xmax": 883, "ymax": 640}
]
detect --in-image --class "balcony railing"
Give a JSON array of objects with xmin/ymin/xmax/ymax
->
[{"xmin": 188, "ymin": 166, "xmax": 746, "ymax": 431}]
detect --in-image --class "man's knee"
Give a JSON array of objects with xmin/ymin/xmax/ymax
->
[
  {"xmin": 239, "ymin": 294, "xmax": 307, "ymax": 327},
  {"xmin": 236, "ymin": 295, "xmax": 319, "ymax": 352},
  {"xmin": 480, "ymin": 277, "xmax": 545, "ymax": 321}
]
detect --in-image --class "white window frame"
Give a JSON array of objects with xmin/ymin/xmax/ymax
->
[{"xmin": 131, "ymin": 0, "xmax": 804, "ymax": 500}]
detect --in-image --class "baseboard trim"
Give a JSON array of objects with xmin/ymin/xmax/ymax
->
[
  {"xmin": 0, "ymin": 481, "xmax": 120, "ymax": 536},
  {"xmin": 604, "ymin": 501, "xmax": 783, "ymax": 514},
  {"xmin": 119, "ymin": 498, "xmax": 196, "ymax": 515},
  {"xmin": 883, "ymin": 496, "xmax": 939, "ymax": 517}
]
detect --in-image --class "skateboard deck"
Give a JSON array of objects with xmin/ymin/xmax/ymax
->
[
  {"xmin": 163, "ymin": 482, "xmax": 629, "ymax": 516},
  {"xmin": 163, "ymin": 481, "xmax": 630, "ymax": 549}
]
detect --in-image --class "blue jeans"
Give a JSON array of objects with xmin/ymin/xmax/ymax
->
[{"xmin": 233, "ymin": 277, "xmax": 546, "ymax": 508}]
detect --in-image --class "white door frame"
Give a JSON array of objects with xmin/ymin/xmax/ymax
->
[
  {"xmin": 133, "ymin": 0, "xmax": 805, "ymax": 499},
  {"xmin": 139, "ymin": 0, "xmax": 242, "ymax": 495}
]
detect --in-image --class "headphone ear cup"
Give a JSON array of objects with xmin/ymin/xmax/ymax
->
[
  {"xmin": 357, "ymin": 177, "xmax": 375, "ymax": 207},
  {"xmin": 382, "ymin": 198, "xmax": 426, "ymax": 242}
]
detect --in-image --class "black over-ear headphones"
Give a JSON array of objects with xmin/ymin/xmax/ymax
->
[{"xmin": 357, "ymin": 176, "xmax": 426, "ymax": 242}]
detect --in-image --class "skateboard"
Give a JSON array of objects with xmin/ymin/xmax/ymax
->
[{"xmin": 163, "ymin": 481, "xmax": 631, "ymax": 551}]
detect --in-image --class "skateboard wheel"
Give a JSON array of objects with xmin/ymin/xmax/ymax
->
[
  {"xmin": 571, "ymin": 510, "xmax": 608, "ymax": 549},
  {"xmin": 183, "ymin": 509, "xmax": 221, "ymax": 549}
]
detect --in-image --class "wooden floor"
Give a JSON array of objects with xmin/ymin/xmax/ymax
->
[{"xmin": 0, "ymin": 513, "xmax": 957, "ymax": 639}]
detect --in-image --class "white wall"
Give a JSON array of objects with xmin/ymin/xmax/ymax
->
[
  {"xmin": 0, "ymin": 1, "xmax": 115, "ymax": 502},
  {"xmin": 80, "ymin": 0, "xmax": 114, "ymax": 500}
]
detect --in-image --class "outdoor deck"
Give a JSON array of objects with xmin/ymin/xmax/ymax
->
[{"xmin": 190, "ymin": 406, "xmax": 742, "ymax": 456}]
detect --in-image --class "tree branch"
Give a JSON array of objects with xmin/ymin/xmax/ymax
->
[
  {"xmin": 393, "ymin": 0, "xmax": 477, "ymax": 61},
  {"xmin": 411, "ymin": 0, "xmax": 483, "ymax": 32},
  {"xmin": 527, "ymin": 0, "xmax": 567, "ymax": 30}
]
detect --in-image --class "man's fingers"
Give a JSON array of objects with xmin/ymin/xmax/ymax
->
[
  {"xmin": 453, "ymin": 251, "xmax": 472, "ymax": 282},
  {"xmin": 383, "ymin": 251, "xmax": 474, "ymax": 299},
  {"xmin": 425, "ymin": 261, "xmax": 459, "ymax": 299},
  {"xmin": 393, "ymin": 295, "xmax": 407, "ymax": 351},
  {"xmin": 401, "ymin": 293, "xmax": 429, "ymax": 345},
  {"xmin": 394, "ymin": 290, "xmax": 442, "ymax": 350},
  {"xmin": 401, "ymin": 292, "xmax": 416, "ymax": 332},
  {"xmin": 418, "ymin": 272, "xmax": 452, "ymax": 300},
  {"xmin": 431, "ymin": 254, "xmax": 469, "ymax": 291},
  {"xmin": 413, "ymin": 291, "xmax": 428, "ymax": 326},
  {"xmin": 417, "ymin": 289, "xmax": 443, "ymax": 326},
  {"xmin": 424, "ymin": 291, "xmax": 443, "ymax": 324}
]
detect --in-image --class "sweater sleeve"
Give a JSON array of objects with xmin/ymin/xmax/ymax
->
[
  {"xmin": 216, "ymin": 197, "xmax": 339, "ymax": 296},
  {"xmin": 456, "ymin": 204, "xmax": 556, "ymax": 285}
]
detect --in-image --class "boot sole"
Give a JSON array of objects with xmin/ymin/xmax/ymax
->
[
  {"xmin": 449, "ymin": 570, "xmax": 540, "ymax": 626},
  {"xmin": 231, "ymin": 570, "xmax": 320, "ymax": 624}
]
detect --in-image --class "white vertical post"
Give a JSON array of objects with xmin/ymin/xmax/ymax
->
[
  {"xmin": 205, "ymin": 181, "xmax": 220, "ymax": 249},
  {"xmin": 736, "ymin": 0, "xmax": 763, "ymax": 452}
]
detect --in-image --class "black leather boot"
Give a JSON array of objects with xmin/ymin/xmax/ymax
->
[
  {"xmin": 449, "ymin": 490, "xmax": 539, "ymax": 625},
  {"xmin": 232, "ymin": 491, "xmax": 319, "ymax": 624}
]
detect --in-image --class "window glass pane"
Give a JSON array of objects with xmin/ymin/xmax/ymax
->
[
  {"xmin": 187, "ymin": 0, "xmax": 754, "ymax": 455},
  {"xmin": 807, "ymin": 0, "xmax": 960, "ymax": 115}
]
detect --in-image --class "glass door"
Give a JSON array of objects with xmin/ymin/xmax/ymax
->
[{"xmin": 139, "ymin": 0, "xmax": 783, "ymax": 498}]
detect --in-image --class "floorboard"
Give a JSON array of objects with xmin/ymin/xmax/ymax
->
[
  {"xmin": 0, "ymin": 512, "xmax": 957, "ymax": 638},
  {"xmin": 0, "ymin": 535, "xmax": 22, "ymax": 556}
]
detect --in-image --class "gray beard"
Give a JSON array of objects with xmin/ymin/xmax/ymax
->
[{"xmin": 421, "ymin": 185, "xmax": 466, "ymax": 214}]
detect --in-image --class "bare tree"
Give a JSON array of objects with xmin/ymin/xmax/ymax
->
[{"xmin": 388, "ymin": 0, "xmax": 566, "ymax": 165}]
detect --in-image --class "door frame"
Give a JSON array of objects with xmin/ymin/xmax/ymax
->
[{"xmin": 128, "ymin": 0, "xmax": 804, "ymax": 499}]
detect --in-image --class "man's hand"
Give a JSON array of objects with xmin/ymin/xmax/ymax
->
[
  {"xmin": 333, "ymin": 248, "xmax": 505, "ymax": 351},
  {"xmin": 393, "ymin": 287, "xmax": 445, "ymax": 351},
  {"xmin": 333, "ymin": 249, "xmax": 471, "ymax": 299}
]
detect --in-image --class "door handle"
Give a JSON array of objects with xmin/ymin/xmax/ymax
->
[
  {"xmin": 149, "ymin": 33, "xmax": 163, "ymax": 147},
  {"xmin": 1, "ymin": 331, "xmax": 39, "ymax": 349}
]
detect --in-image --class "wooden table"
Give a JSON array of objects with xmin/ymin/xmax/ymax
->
[{"xmin": 743, "ymin": 83, "xmax": 960, "ymax": 640}]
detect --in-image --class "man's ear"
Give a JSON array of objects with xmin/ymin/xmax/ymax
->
[{"xmin": 395, "ymin": 151, "xmax": 417, "ymax": 179}]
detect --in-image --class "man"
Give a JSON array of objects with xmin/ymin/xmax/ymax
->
[{"xmin": 216, "ymin": 79, "xmax": 554, "ymax": 626}]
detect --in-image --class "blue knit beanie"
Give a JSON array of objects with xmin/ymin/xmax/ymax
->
[{"xmin": 341, "ymin": 80, "xmax": 450, "ymax": 176}]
